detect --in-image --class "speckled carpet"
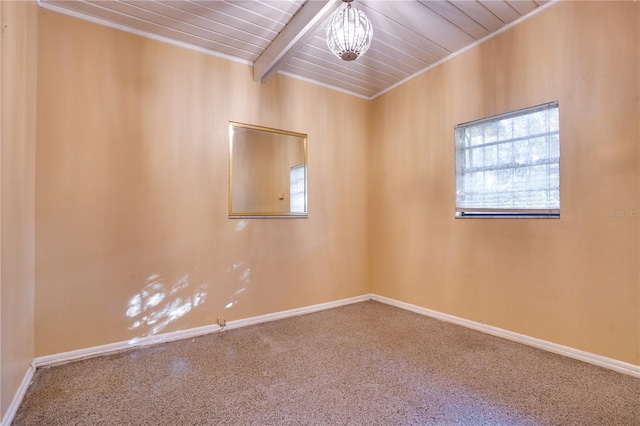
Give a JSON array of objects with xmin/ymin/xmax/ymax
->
[{"xmin": 13, "ymin": 301, "xmax": 640, "ymax": 425}]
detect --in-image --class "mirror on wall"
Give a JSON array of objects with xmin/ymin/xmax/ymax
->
[{"xmin": 229, "ymin": 122, "xmax": 308, "ymax": 218}]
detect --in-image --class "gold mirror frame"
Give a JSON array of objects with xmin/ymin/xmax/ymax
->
[{"xmin": 229, "ymin": 122, "xmax": 308, "ymax": 218}]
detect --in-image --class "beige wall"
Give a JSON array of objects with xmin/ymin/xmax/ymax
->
[
  {"xmin": 35, "ymin": 9, "xmax": 370, "ymax": 356},
  {"xmin": 0, "ymin": 0, "xmax": 38, "ymax": 419},
  {"xmin": 370, "ymin": 1, "xmax": 639, "ymax": 365},
  {"xmin": 31, "ymin": 1, "xmax": 640, "ymax": 367}
]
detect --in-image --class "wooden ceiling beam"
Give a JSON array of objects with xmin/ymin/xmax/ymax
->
[{"xmin": 253, "ymin": 0, "xmax": 342, "ymax": 83}]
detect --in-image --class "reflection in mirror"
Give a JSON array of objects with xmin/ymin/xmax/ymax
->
[{"xmin": 229, "ymin": 122, "xmax": 308, "ymax": 218}]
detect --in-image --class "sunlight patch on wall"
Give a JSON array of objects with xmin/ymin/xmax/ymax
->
[
  {"xmin": 238, "ymin": 268, "xmax": 251, "ymax": 282},
  {"xmin": 227, "ymin": 262, "xmax": 244, "ymax": 272},
  {"xmin": 126, "ymin": 273, "xmax": 208, "ymax": 337},
  {"xmin": 223, "ymin": 259, "xmax": 252, "ymax": 311}
]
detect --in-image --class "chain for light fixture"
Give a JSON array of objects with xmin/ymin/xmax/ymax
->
[{"xmin": 326, "ymin": 0, "xmax": 373, "ymax": 61}]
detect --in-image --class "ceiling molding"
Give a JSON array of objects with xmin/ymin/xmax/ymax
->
[
  {"xmin": 253, "ymin": 0, "xmax": 341, "ymax": 83},
  {"xmin": 277, "ymin": 70, "xmax": 371, "ymax": 100},
  {"xmin": 370, "ymin": 0, "xmax": 562, "ymax": 100},
  {"xmin": 37, "ymin": 0, "xmax": 561, "ymax": 100},
  {"xmin": 35, "ymin": 0, "xmax": 255, "ymax": 66}
]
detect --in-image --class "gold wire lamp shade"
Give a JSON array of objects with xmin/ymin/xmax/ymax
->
[{"xmin": 326, "ymin": 0, "xmax": 373, "ymax": 61}]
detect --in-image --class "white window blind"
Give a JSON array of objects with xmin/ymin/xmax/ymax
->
[
  {"xmin": 290, "ymin": 165, "xmax": 306, "ymax": 213},
  {"xmin": 455, "ymin": 102, "xmax": 560, "ymax": 218}
]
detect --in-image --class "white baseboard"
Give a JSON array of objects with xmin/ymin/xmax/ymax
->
[
  {"xmin": 221, "ymin": 294, "xmax": 372, "ymax": 331},
  {"xmin": 1, "ymin": 363, "xmax": 35, "ymax": 426},
  {"xmin": 31, "ymin": 293, "xmax": 640, "ymax": 378},
  {"xmin": 10, "ymin": 292, "xmax": 637, "ymax": 426},
  {"xmin": 34, "ymin": 294, "xmax": 371, "ymax": 368},
  {"xmin": 371, "ymin": 294, "xmax": 640, "ymax": 378}
]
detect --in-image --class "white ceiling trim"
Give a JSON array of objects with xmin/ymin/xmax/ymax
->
[
  {"xmin": 370, "ymin": 0, "xmax": 561, "ymax": 100},
  {"xmin": 37, "ymin": 0, "xmax": 562, "ymax": 102},
  {"xmin": 37, "ymin": 0, "xmax": 254, "ymax": 67},
  {"xmin": 277, "ymin": 70, "xmax": 371, "ymax": 100}
]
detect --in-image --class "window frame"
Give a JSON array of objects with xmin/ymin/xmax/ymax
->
[
  {"xmin": 289, "ymin": 164, "xmax": 306, "ymax": 214},
  {"xmin": 454, "ymin": 101, "xmax": 560, "ymax": 219}
]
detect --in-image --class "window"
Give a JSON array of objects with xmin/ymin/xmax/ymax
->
[
  {"xmin": 290, "ymin": 165, "xmax": 306, "ymax": 213},
  {"xmin": 455, "ymin": 102, "xmax": 560, "ymax": 218}
]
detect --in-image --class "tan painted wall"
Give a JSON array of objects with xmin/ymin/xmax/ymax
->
[
  {"xmin": 33, "ymin": 1, "xmax": 640, "ymax": 367},
  {"xmin": 35, "ymin": 9, "xmax": 370, "ymax": 356},
  {"xmin": 370, "ymin": 1, "xmax": 639, "ymax": 365},
  {"xmin": 0, "ymin": 0, "xmax": 37, "ymax": 418}
]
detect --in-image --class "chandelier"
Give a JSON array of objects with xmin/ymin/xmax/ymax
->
[{"xmin": 326, "ymin": 0, "xmax": 373, "ymax": 61}]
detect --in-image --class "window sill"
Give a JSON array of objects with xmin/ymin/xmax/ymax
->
[{"xmin": 455, "ymin": 212, "xmax": 560, "ymax": 219}]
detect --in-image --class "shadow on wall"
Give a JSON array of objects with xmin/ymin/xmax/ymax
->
[
  {"xmin": 125, "ymin": 219, "xmax": 255, "ymax": 341},
  {"xmin": 224, "ymin": 219, "xmax": 251, "ymax": 310},
  {"xmin": 126, "ymin": 272, "xmax": 208, "ymax": 339},
  {"xmin": 225, "ymin": 262, "xmax": 249, "ymax": 310}
]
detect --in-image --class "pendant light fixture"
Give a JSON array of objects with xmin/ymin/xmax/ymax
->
[{"xmin": 326, "ymin": 0, "xmax": 373, "ymax": 61}]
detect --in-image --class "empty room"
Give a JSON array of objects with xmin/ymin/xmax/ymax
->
[{"xmin": 1, "ymin": 0, "xmax": 638, "ymax": 424}]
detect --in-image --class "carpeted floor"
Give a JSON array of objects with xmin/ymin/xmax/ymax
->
[{"xmin": 13, "ymin": 301, "xmax": 640, "ymax": 425}]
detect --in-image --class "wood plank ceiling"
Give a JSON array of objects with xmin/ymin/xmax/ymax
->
[{"xmin": 39, "ymin": 0, "xmax": 551, "ymax": 99}]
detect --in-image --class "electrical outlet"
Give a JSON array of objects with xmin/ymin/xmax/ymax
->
[{"xmin": 217, "ymin": 317, "xmax": 226, "ymax": 327}]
